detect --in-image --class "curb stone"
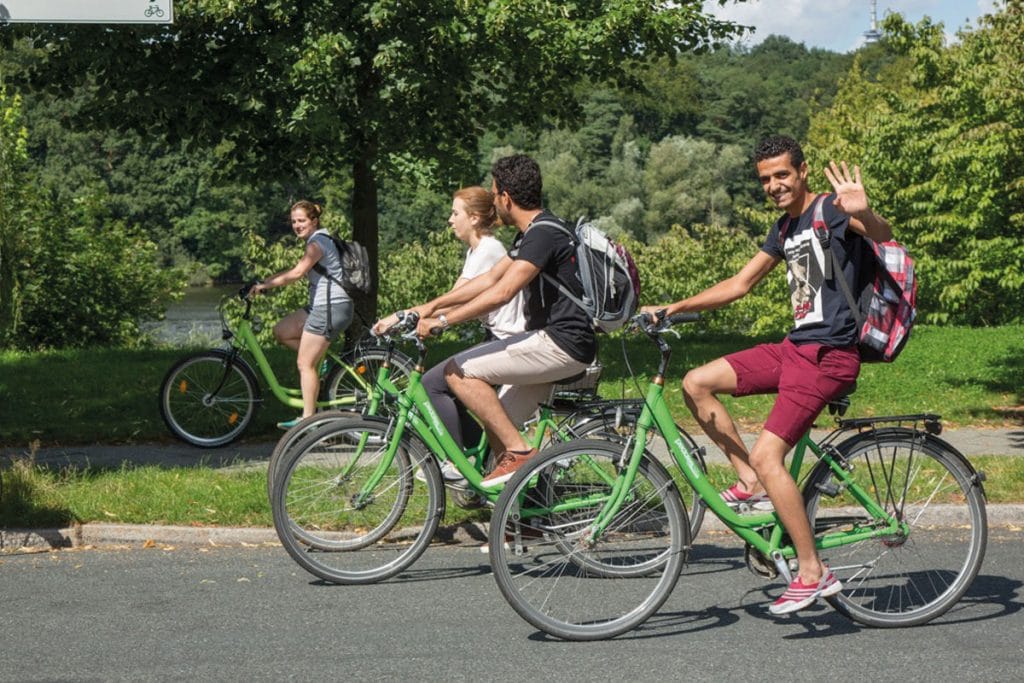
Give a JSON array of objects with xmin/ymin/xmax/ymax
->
[{"xmin": 3, "ymin": 506, "xmax": 1022, "ymax": 552}]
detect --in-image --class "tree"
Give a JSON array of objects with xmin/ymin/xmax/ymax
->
[
  {"xmin": 807, "ymin": 3, "xmax": 1024, "ymax": 324},
  {"xmin": 641, "ymin": 135, "xmax": 752, "ymax": 238},
  {"xmin": 0, "ymin": 87, "xmax": 30, "ymax": 344},
  {"xmin": 16, "ymin": 0, "xmax": 748, "ymax": 321}
]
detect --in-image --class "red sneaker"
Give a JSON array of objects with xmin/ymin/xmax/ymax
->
[
  {"xmin": 720, "ymin": 483, "xmax": 770, "ymax": 509},
  {"xmin": 480, "ymin": 448, "xmax": 538, "ymax": 487},
  {"xmin": 769, "ymin": 569, "xmax": 843, "ymax": 615}
]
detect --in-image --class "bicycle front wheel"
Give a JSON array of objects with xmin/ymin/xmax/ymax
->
[
  {"xmin": 804, "ymin": 429, "xmax": 987, "ymax": 627},
  {"xmin": 568, "ymin": 411, "xmax": 706, "ymax": 543},
  {"xmin": 265, "ymin": 410, "xmax": 360, "ymax": 501},
  {"xmin": 159, "ymin": 350, "xmax": 259, "ymax": 447},
  {"xmin": 271, "ymin": 417, "xmax": 444, "ymax": 584},
  {"xmin": 489, "ymin": 439, "xmax": 689, "ymax": 641}
]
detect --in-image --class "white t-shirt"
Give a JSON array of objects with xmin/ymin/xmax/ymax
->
[{"xmin": 460, "ymin": 235, "xmax": 526, "ymax": 339}]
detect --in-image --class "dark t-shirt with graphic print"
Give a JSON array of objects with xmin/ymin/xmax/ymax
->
[
  {"xmin": 511, "ymin": 211, "xmax": 597, "ymax": 364},
  {"xmin": 761, "ymin": 193, "xmax": 871, "ymax": 347}
]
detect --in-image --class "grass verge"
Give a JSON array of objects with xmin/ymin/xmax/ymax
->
[{"xmin": 1, "ymin": 324, "xmax": 1022, "ymax": 448}]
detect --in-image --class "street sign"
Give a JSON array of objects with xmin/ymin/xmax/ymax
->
[{"xmin": 0, "ymin": 0, "xmax": 174, "ymax": 24}]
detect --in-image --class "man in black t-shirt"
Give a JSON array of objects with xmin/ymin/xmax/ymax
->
[
  {"xmin": 375, "ymin": 155, "xmax": 596, "ymax": 487},
  {"xmin": 642, "ymin": 136, "xmax": 893, "ymax": 616}
]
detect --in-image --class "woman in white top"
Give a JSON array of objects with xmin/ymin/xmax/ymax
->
[
  {"xmin": 379, "ymin": 187, "xmax": 525, "ymax": 480},
  {"xmin": 448, "ymin": 186, "xmax": 526, "ymax": 340},
  {"xmin": 250, "ymin": 201, "xmax": 353, "ymax": 428}
]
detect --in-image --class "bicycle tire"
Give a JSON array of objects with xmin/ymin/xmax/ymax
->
[
  {"xmin": 271, "ymin": 416, "xmax": 444, "ymax": 585},
  {"xmin": 567, "ymin": 412, "xmax": 707, "ymax": 543},
  {"xmin": 265, "ymin": 410, "xmax": 362, "ymax": 501},
  {"xmin": 323, "ymin": 346, "xmax": 415, "ymax": 406},
  {"xmin": 803, "ymin": 428, "xmax": 987, "ymax": 627},
  {"xmin": 489, "ymin": 439, "xmax": 689, "ymax": 641},
  {"xmin": 158, "ymin": 349, "xmax": 259, "ymax": 448}
]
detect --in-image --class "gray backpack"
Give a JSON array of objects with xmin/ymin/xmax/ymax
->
[
  {"xmin": 533, "ymin": 218, "xmax": 641, "ymax": 333},
  {"xmin": 313, "ymin": 234, "xmax": 373, "ymax": 296}
]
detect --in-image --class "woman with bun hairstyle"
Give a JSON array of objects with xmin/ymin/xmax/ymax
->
[{"xmin": 250, "ymin": 200, "xmax": 353, "ymax": 429}]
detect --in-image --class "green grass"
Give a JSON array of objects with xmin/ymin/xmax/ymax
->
[
  {"xmin": 2, "ymin": 454, "xmax": 1019, "ymax": 529},
  {"xmin": 1, "ymin": 325, "xmax": 1021, "ymax": 530},
  {"xmin": 596, "ymin": 324, "xmax": 1024, "ymax": 429},
  {"xmin": 1, "ymin": 324, "xmax": 1022, "ymax": 449},
  {"xmin": 0, "ymin": 456, "xmax": 493, "ymax": 529}
]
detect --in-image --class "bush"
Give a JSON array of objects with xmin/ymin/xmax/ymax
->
[
  {"xmin": 0, "ymin": 88, "xmax": 31, "ymax": 346},
  {"xmin": 634, "ymin": 223, "xmax": 791, "ymax": 336},
  {"xmin": 15, "ymin": 195, "xmax": 186, "ymax": 349}
]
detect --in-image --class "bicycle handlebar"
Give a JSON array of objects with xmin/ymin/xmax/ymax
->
[
  {"xmin": 630, "ymin": 310, "xmax": 701, "ymax": 335},
  {"xmin": 377, "ymin": 310, "xmax": 421, "ymax": 340}
]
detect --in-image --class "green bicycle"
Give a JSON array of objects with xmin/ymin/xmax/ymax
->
[
  {"xmin": 269, "ymin": 311, "xmax": 708, "ymax": 585},
  {"xmin": 488, "ymin": 312, "xmax": 988, "ymax": 640},
  {"xmin": 158, "ymin": 289, "xmax": 414, "ymax": 447}
]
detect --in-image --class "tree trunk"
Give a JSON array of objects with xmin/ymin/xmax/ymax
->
[{"xmin": 347, "ymin": 142, "xmax": 379, "ymax": 348}]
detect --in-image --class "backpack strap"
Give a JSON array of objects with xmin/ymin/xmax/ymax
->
[
  {"xmin": 527, "ymin": 218, "xmax": 590, "ymax": 314},
  {"xmin": 309, "ymin": 233, "xmax": 347, "ymax": 333},
  {"xmin": 811, "ymin": 195, "xmax": 867, "ymax": 330}
]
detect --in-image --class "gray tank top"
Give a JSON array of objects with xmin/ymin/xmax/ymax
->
[{"xmin": 307, "ymin": 230, "xmax": 351, "ymax": 307}]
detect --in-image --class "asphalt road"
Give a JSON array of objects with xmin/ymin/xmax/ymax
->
[{"xmin": 2, "ymin": 531, "xmax": 1021, "ymax": 682}]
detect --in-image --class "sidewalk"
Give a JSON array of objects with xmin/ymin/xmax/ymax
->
[
  {"xmin": 3, "ymin": 426, "xmax": 1023, "ymax": 551},
  {"xmin": 5, "ymin": 425, "xmax": 1023, "ymax": 470}
]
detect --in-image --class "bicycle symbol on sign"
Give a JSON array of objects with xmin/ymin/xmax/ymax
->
[{"xmin": 145, "ymin": 2, "xmax": 165, "ymax": 19}]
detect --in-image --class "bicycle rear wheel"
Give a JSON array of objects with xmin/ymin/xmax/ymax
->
[
  {"xmin": 804, "ymin": 429, "xmax": 987, "ymax": 627},
  {"xmin": 489, "ymin": 439, "xmax": 689, "ymax": 641},
  {"xmin": 324, "ymin": 346, "xmax": 415, "ymax": 407},
  {"xmin": 271, "ymin": 417, "xmax": 444, "ymax": 585},
  {"xmin": 159, "ymin": 349, "xmax": 259, "ymax": 447}
]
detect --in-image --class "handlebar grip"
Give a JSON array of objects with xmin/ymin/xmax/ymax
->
[
  {"xmin": 429, "ymin": 326, "xmax": 444, "ymax": 337},
  {"xmin": 239, "ymin": 279, "xmax": 260, "ymax": 300},
  {"xmin": 668, "ymin": 312, "xmax": 701, "ymax": 325}
]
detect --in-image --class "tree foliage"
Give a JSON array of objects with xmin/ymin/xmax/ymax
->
[
  {"xmin": 17, "ymin": 0, "xmax": 747, "ymax": 325},
  {"xmin": 635, "ymin": 224, "xmax": 790, "ymax": 336},
  {"xmin": 17, "ymin": 195, "xmax": 186, "ymax": 349},
  {"xmin": 807, "ymin": 2, "xmax": 1024, "ymax": 324}
]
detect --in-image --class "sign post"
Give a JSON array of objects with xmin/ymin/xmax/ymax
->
[{"xmin": 0, "ymin": 1, "xmax": 174, "ymax": 24}]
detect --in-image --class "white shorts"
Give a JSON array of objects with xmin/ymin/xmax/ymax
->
[{"xmin": 451, "ymin": 330, "xmax": 589, "ymax": 427}]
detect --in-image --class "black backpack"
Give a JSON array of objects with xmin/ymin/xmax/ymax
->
[{"xmin": 312, "ymin": 234, "xmax": 373, "ymax": 296}]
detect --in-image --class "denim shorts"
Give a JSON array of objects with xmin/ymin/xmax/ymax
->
[{"xmin": 303, "ymin": 301, "xmax": 353, "ymax": 341}]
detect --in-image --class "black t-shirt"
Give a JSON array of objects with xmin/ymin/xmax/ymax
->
[
  {"xmin": 511, "ymin": 211, "xmax": 597, "ymax": 363},
  {"xmin": 761, "ymin": 193, "xmax": 871, "ymax": 346}
]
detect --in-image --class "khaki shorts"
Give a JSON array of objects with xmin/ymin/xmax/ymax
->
[{"xmin": 453, "ymin": 330, "xmax": 589, "ymax": 427}]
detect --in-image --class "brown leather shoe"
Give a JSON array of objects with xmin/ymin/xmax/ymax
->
[{"xmin": 480, "ymin": 448, "xmax": 538, "ymax": 487}]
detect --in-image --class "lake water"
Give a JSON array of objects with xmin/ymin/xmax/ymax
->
[{"xmin": 142, "ymin": 285, "xmax": 237, "ymax": 346}]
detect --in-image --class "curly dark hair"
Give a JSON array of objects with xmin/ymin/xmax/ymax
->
[
  {"xmin": 753, "ymin": 136, "xmax": 805, "ymax": 169},
  {"xmin": 491, "ymin": 154, "xmax": 542, "ymax": 210}
]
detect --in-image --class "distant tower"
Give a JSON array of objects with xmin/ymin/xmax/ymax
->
[{"xmin": 863, "ymin": 0, "xmax": 883, "ymax": 44}]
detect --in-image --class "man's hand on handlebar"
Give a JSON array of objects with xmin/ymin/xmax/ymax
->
[{"xmin": 416, "ymin": 317, "xmax": 445, "ymax": 339}]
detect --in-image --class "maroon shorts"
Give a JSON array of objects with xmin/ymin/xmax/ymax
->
[{"xmin": 724, "ymin": 338, "xmax": 860, "ymax": 446}]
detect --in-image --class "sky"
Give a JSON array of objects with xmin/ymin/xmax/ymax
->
[{"xmin": 702, "ymin": 0, "xmax": 1001, "ymax": 53}]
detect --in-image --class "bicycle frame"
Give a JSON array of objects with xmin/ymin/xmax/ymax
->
[
  {"xmin": 524, "ymin": 316, "xmax": 910, "ymax": 572},
  {"xmin": 628, "ymin": 386, "xmax": 906, "ymax": 560},
  {"xmin": 341, "ymin": 326, "xmax": 581, "ymax": 505},
  {"xmin": 219, "ymin": 296, "xmax": 379, "ymax": 411}
]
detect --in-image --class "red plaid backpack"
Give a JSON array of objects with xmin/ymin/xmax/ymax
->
[{"xmin": 789, "ymin": 194, "xmax": 917, "ymax": 363}]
